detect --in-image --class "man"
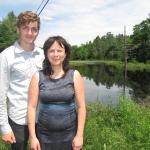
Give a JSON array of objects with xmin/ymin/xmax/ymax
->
[{"xmin": 0, "ymin": 11, "xmax": 44, "ymax": 150}]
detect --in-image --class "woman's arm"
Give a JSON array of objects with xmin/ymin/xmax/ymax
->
[
  {"xmin": 72, "ymin": 70, "xmax": 86, "ymax": 150},
  {"xmin": 27, "ymin": 71, "xmax": 41, "ymax": 150}
]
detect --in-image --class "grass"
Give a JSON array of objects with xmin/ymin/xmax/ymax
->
[
  {"xmin": 70, "ymin": 60, "xmax": 150, "ymax": 71},
  {"xmin": 1, "ymin": 96, "xmax": 150, "ymax": 150},
  {"xmin": 83, "ymin": 96, "xmax": 150, "ymax": 150}
]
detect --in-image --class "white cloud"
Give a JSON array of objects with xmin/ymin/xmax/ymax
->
[
  {"xmin": 42, "ymin": 16, "xmax": 53, "ymax": 21},
  {"xmin": 0, "ymin": 0, "xmax": 150, "ymax": 47}
]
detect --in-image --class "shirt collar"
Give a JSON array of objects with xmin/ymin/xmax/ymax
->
[{"xmin": 14, "ymin": 40, "xmax": 38, "ymax": 54}]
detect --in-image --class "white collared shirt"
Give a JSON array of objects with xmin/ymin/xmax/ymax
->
[{"xmin": 0, "ymin": 41, "xmax": 44, "ymax": 135}]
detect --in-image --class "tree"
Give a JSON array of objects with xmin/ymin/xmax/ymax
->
[
  {"xmin": 0, "ymin": 11, "xmax": 18, "ymax": 53},
  {"xmin": 70, "ymin": 45, "xmax": 78, "ymax": 60},
  {"xmin": 104, "ymin": 32, "xmax": 116, "ymax": 60},
  {"xmin": 131, "ymin": 18, "xmax": 150, "ymax": 63},
  {"xmin": 0, "ymin": 23, "xmax": 14, "ymax": 52},
  {"xmin": 93, "ymin": 36, "xmax": 101, "ymax": 59}
]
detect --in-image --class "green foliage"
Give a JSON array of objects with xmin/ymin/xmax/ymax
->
[
  {"xmin": 131, "ymin": 18, "xmax": 150, "ymax": 63},
  {"xmin": 71, "ymin": 32, "xmax": 126, "ymax": 62},
  {"xmin": 0, "ymin": 23, "xmax": 14, "ymax": 52},
  {"xmin": 0, "ymin": 11, "xmax": 18, "ymax": 53},
  {"xmin": 0, "ymin": 141, "xmax": 11, "ymax": 149},
  {"xmin": 83, "ymin": 97, "xmax": 150, "ymax": 150},
  {"xmin": 1, "ymin": 96, "xmax": 150, "ymax": 150}
]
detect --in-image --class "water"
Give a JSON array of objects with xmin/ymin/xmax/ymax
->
[
  {"xmin": 73, "ymin": 62, "xmax": 150, "ymax": 104},
  {"xmin": 83, "ymin": 77, "xmax": 127, "ymax": 104}
]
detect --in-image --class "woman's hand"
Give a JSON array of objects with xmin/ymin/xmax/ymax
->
[
  {"xmin": 30, "ymin": 137, "xmax": 41, "ymax": 150},
  {"xmin": 72, "ymin": 135, "xmax": 83, "ymax": 150}
]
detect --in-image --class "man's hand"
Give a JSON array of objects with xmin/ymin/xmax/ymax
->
[{"xmin": 2, "ymin": 132, "xmax": 16, "ymax": 144}]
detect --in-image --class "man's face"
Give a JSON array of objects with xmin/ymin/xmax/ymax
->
[{"xmin": 17, "ymin": 21, "xmax": 39, "ymax": 45}]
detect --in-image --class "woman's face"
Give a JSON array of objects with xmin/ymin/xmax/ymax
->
[{"xmin": 47, "ymin": 41, "xmax": 66, "ymax": 67}]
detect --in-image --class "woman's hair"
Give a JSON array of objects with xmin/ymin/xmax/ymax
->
[
  {"xmin": 17, "ymin": 11, "xmax": 40, "ymax": 29},
  {"xmin": 43, "ymin": 36, "xmax": 72, "ymax": 77}
]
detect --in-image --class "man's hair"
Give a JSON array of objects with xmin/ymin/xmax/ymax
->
[{"xmin": 16, "ymin": 11, "xmax": 40, "ymax": 29}]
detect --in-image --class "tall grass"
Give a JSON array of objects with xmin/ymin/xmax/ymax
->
[
  {"xmin": 1, "ymin": 96, "xmax": 150, "ymax": 150},
  {"xmin": 83, "ymin": 96, "xmax": 150, "ymax": 150},
  {"xmin": 0, "ymin": 141, "xmax": 11, "ymax": 150}
]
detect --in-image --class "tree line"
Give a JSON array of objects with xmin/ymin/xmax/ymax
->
[
  {"xmin": 0, "ymin": 11, "xmax": 150, "ymax": 63},
  {"xmin": 71, "ymin": 15, "xmax": 150, "ymax": 63}
]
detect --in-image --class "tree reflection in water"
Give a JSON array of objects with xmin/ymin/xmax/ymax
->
[{"xmin": 73, "ymin": 63, "xmax": 150, "ymax": 104}]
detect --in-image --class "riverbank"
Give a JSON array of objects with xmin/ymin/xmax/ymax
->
[
  {"xmin": 0, "ymin": 96, "xmax": 150, "ymax": 150},
  {"xmin": 70, "ymin": 60, "xmax": 150, "ymax": 71}
]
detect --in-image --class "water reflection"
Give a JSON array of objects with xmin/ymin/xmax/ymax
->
[
  {"xmin": 73, "ymin": 63, "xmax": 150, "ymax": 104},
  {"xmin": 82, "ymin": 77, "xmax": 126, "ymax": 104}
]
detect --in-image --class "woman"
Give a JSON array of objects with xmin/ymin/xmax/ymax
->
[{"xmin": 27, "ymin": 36, "xmax": 86, "ymax": 150}]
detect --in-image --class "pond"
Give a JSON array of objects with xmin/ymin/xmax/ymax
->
[{"xmin": 73, "ymin": 62, "xmax": 150, "ymax": 105}]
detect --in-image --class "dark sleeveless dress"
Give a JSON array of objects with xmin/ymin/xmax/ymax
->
[{"xmin": 37, "ymin": 69, "xmax": 77, "ymax": 150}]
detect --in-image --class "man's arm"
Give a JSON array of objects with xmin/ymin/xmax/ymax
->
[{"xmin": 0, "ymin": 53, "xmax": 16, "ymax": 144}]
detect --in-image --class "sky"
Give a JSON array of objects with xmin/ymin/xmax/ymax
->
[{"xmin": 0, "ymin": 0, "xmax": 150, "ymax": 47}]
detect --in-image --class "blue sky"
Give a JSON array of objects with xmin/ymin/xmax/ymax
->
[{"xmin": 0, "ymin": 0, "xmax": 150, "ymax": 47}]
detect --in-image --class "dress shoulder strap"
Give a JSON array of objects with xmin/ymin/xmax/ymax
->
[
  {"xmin": 38, "ymin": 70, "xmax": 46, "ymax": 86},
  {"xmin": 67, "ymin": 68, "xmax": 75, "ymax": 79}
]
